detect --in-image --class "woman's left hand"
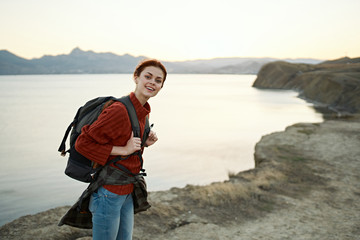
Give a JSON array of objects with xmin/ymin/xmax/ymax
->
[{"xmin": 145, "ymin": 130, "xmax": 158, "ymax": 147}]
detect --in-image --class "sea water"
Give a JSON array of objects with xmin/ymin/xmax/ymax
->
[{"xmin": 0, "ymin": 74, "xmax": 323, "ymax": 226}]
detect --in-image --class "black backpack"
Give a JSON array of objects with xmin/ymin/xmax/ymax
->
[{"xmin": 58, "ymin": 95, "xmax": 150, "ymax": 183}]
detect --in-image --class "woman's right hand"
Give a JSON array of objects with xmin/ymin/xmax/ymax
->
[
  {"xmin": 125, "ymin": 132, "xmax": 142, "ymax": 154},
  {"xmin": 111, "ymin": 132, "xmax": 141, "ymax": 156}
]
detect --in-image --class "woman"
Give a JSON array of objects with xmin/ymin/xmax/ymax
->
[{"xmin": 75, "ymin": 59, "xmax": 167, "ymax": 240}]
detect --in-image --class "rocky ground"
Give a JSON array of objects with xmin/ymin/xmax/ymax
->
[{"xmin": 1, "ymin": 118, "xmax": 360, "ymax": 240}]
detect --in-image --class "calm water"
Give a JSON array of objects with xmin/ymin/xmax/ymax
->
[{"xmin": 0, "ymin": 74, "xmax": 323, "ymax": 226}]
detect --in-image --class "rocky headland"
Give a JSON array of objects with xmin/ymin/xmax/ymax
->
[
  {"xmin": 253, "ymin": 57, "xmax": 360, "ymax": 115},
  {"xmin": 1, "ymin": 58, "xmax": 360, "ymax": 239}
]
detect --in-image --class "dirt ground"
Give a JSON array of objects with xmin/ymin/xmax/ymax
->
[{"xmin": 1, "ymin": 119, "xmax": 359, "ymax": 240}]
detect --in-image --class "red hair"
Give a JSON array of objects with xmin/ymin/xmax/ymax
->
[{"xmin": 133, "ymin": 59, "xmax": 167, "ymax": 86}]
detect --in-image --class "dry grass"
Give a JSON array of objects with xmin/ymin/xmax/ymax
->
[{"xmin": 186, "ymin": 182, "xmax": 251, "ymax": 207}]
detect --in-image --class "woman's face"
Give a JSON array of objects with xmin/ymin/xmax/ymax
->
[{"xmin": 134, "ymin": 66, "xmax": 164, "ymax": 99}]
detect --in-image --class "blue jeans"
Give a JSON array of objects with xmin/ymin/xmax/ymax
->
[{"xmin": 89, "ymin": 186, "xmax": 134, "ymax": 240}]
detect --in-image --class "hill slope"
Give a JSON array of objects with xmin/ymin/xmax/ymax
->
[{"xmin": 252, "ymin": 58, "xmax": 360, "ymax": 114}]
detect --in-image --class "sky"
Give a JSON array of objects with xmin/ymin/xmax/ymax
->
[{"xmin": 0, "ymin": 0, "xmax": 359, "ymax": 61}]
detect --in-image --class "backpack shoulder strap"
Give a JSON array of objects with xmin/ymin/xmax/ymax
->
[
  {"xmin": 58, "ymin": 121, "xmax": 75, "ymax": 155},
  {"xmin": 117, "ymin": 96, "xmax": 141, "ymax": 138},
  {"xmin": 143, "ymin": 115, "xmax": 150, "ymax": 146},
  {"xmin": 117, "ymin": 95, "xmax": 150, "ymax": 174},
  {"xmin": 117, "ymin": 96, "xmax": 150, "ymax": 145}
]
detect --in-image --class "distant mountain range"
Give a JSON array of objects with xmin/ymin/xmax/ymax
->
[{"xmin": 0, "ymin": 47, "xmax": 323, "ymax": 75}]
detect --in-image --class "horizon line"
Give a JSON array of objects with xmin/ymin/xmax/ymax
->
[{"xmin": 1, "ymin": 47, "xmax": 345, "ymax": 62}]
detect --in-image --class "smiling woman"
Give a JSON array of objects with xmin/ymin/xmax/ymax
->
[
  {"xmin": 133, "ymin": 59, "xmax": 167, "ymax": 104},
  {"xmin": 63, "ymin": 59, "xmax": 168, "ymax": 239},
  {"xmin": 134, "ymin": 66, "xmax": 164, "ymax": 104}
]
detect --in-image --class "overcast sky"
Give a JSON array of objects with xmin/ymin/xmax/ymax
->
[{"xmin": 1, "ymin": 0, "xmax": 359, "ymax": 61}]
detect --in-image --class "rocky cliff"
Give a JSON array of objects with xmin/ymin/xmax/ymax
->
[{"xmin": 252, "ymin": 57, "xmax": 360, "ymax": 115}]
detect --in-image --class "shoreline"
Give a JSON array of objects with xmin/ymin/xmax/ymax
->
[
  {"xmin": 0, "ymin": 73, "xmax": 323, "ymax": 228},
  {"xmin": 1, "ymin": 117, "xmax": 359, "ymax": 239}
]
